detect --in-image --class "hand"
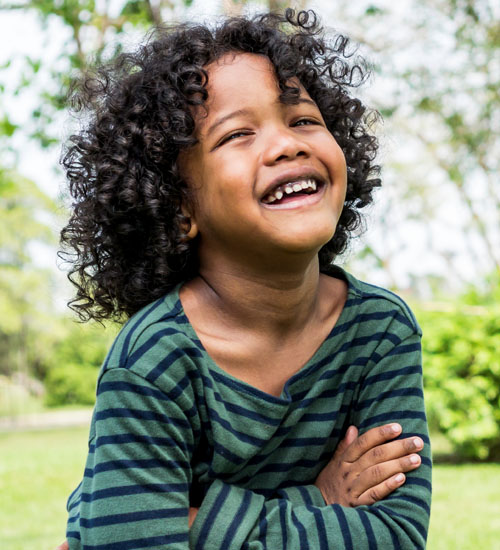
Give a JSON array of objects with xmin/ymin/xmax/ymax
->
[
  {"xmin": 315, "ymin": 423, "xmax": 424, "ymax": 507},
  {"xmin": 55, "ymin": 542, "xmax": 69, "ymax": 550}
]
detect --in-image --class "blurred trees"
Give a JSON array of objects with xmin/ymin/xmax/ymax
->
[
  {"xmin": 0, "ymin": 166, "xmax": 117, "ymax": 411},
  {"xmin": 43, "ymin": 321, "xmax": 118, "ymax": 406},
  {"xmin": 411, "ymin": 1, "xmax": 500, "ymax": 272},
  {"xmin": 0, "ymin": 168, "xmax": 57, "ymax": 378},
  {"xmin": 326, "ymin": 0, "xmax": 499, "ymax": 292},
  {"xmin": 1, "ymin": 0, "xmax": 497, "ymax": 291}
]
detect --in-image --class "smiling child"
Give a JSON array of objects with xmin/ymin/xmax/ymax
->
[{"xmin": 59, "ymin": 10, "xmax": 431, "ymax": 550}]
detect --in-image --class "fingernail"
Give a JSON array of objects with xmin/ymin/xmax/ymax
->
[
  {"xmin": 391, "ymin": 424, "xmax": 402, "ymax": 433},
  {"xmin": 395, "ymin": 473, "xmax": 405, "ymax": 483},
  {"xmin": 410, "ymin": 454, "xmax": 421, "ymax": 464},
  {"xmin": 413, "ymin": 438, "xmax": 423, "ymax": 449}
]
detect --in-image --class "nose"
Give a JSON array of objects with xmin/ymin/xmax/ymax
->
[{"xmin": 262, "ymin": 125, "xmax": 310, "ymax": 165}]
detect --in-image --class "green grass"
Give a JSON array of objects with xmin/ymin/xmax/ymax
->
[
  {"xmin": 1, "ymin": 427, "xmax": 500, "ymax": 550},
  {"xmin": 429, "ymin": 463, "xmax": 500, "ymax": 550},
  {"xmin": 0, "ymin": 427, "xmax": 89, "ymax": 550}
]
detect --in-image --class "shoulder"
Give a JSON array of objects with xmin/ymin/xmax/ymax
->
[
  {"xmin": 100, "ymin": 285, "xmax": 204, "ymax": 383},
  {"xmin": 326, "ymin": 265, "xmax": 421, "ymax": 338}
]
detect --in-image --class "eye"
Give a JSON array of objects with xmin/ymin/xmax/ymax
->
[
  {"xmin": 292, "ymin": 118, "xmax": 321, "ymax": 127},
  {"xmin": 217, "ymin": 131, "xmax": 251, "ymax": 147}
]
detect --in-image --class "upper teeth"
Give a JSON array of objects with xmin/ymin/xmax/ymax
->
[{"xmin": 263, "ymin": 178, "xmax": 318, "ymax": 203}]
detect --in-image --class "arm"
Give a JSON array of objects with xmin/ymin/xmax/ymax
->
[
  {"xmin": 187, "ymin": 422, "xmax": 422, "ymax": 520},
  {"xmin": 65, "ymin": 367, "xmax": 195, "ymax": 550},
  {"xmin": 189, "ymin": 331, "xmax": 431, "ymax": 549}
]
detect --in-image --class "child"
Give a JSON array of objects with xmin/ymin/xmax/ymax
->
[{"xmin": 58, "ymin": 9, "xmax": 431, "ymax": 550}]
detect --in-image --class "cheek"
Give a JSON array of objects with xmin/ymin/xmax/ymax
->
[
  {"xmin": 329, "ymin": 148, "xmax": 348, "ymax": 191},
  {"xmin": 329, "ymin": 139, "xmax": 347, "ymax": 168}
]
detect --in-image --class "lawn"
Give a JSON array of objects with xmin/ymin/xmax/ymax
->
[
  {"xmin": 0, "ymin": 427, "xmax": 89, "ymax": 550},
  {"xmin": 1, "ymin": 427, "xmax": 499, "ymax": 550}
]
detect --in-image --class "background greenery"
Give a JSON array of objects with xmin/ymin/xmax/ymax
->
[
  {"xmin": 419, "ymin": 298, "xmax": 500, "ymax": 461},
  {"xmin": 0, "ymin": 0, "xmax": 499, "ymax": 547}
]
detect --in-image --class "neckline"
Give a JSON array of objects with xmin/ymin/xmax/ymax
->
[{"xmin": 173, "ymin": 267, "xmax": 358, "ymax": 404}]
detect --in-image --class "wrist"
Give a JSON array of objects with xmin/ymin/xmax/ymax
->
[{"xmin": 314, "ymin": 480, "xmax": 331, "ymax": 506}]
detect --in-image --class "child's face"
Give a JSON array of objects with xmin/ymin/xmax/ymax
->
[{"xmin": 178, "ymin": 52, "xmax": 347, "ymax": 271}]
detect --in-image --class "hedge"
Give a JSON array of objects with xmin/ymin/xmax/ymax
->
[{"xmin": 418, "ymin": 305, "xmax": 500, "ymax": 461}]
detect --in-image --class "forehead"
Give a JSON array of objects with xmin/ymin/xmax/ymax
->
[
  {"xmin": 196, "ymin": 53, "xmax": 311, "ymax": 131},
  {"xmin": 206, "ymin": 52, "xmax": 278, "ymax": 93}
]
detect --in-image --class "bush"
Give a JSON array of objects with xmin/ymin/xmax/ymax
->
[
  {"xmin": 44, "ymin": 362, "xmax": 98, "ymax": 406},
  {"xmin": 43, "ymin": 320, "xmax": 118, "ymax": 407},
  {"xmin": 419, "ymin": 305, "xmax": 500, "ymax": 461}
]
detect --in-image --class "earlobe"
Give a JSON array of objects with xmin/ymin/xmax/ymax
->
[
  {"xmin": 185, "ymin": 219, "xmax": 199, "ymax": 240},
  {"xmin": 180, "ymin": 204, "xmax": 199, "ymax": 241}
]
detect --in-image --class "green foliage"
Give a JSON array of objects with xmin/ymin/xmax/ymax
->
[
  {"xmin": 43, "ymin": 320, "xmax": 118, "ymax": 406},
  {"xmin": 44, "ymin": 362, "xmax": 98, "ymax": 406},
  {"xmin": 0, "ymin": 167, "xmax": 116, "ymax": 409},
  {"xmin": 419, "ymin": 300, "xmax": 500, "ymax": 461},
  {"xmin": 0, "ymin": 169, "xmax": 60, "ymax": 379},
  {"xmin": 0, "ymin": 115, "xmax": 18, "ymax": 137},
  {"xmin": 461, "ymin": 270, "xmax": 500, "ymax": 305}
]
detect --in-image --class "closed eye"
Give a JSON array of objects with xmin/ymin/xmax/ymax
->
[
  {"xmin": 292, "ymin": 118, "xmax": 322, "ymax": 127},
  {"xmin": 217, "ymin": 131, "xmax": 252, "ymax": 147}
]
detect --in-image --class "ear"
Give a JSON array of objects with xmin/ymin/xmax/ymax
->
[{"xmin": 181, "ymin": 203, "xmax": 199, "ymax": 240}]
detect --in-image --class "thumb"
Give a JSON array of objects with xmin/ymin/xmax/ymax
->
[
  {"xmin": 56, "ymin": 542, "xmax": 69, "ymax": 550},
  {"xmin": 334, "ymin": 425, "xmax": 358, "ymax": 456}
]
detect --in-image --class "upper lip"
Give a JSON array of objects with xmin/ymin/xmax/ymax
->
[{"xmin": 260, "ymin": 167, "xmax": 328, "ymax": 200}]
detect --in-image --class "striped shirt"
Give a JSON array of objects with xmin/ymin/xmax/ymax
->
[{"xmin": 66, "ymin": 267, "xmax": 432, "ymax": 549}]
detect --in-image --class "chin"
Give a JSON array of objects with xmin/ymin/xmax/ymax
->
[{"xmin": 279, "ymin": 229, "xmax": 336, "ymax": 256}]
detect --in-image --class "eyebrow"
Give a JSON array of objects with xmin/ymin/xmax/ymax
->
[
  {"xmin": 204, "ymin": 97, "xmax": 318, "ymax": 137},
  {"xmin": 205, "ymin": 109, "xmax": 251, "ymax": 137}
]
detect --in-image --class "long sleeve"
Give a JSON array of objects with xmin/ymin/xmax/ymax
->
[
  {"xmin": 189, "ymin": 330, "xmax": 432, "ymax": 550},
  {"xmin": 66, "ymin": 367, "xmax": 195, "ymax": 550}
]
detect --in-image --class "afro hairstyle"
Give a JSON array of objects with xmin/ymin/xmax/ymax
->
[{"xmin": 60, "ymin": 9, "xmax": 381, "ymax": 322}]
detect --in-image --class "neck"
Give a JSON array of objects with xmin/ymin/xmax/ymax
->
[{"xmin": 195, "ymin": 254, "xmax": 323, "ymax": 337}]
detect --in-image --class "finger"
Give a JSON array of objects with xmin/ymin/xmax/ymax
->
[
  {"xmin": 343, "ymin": 423, "xmax": 402, "ymax": 462},
  {"xmin": 352, "ymin": 453, "xmax": 422, "ymax": 498},
  {"xmin": 344, "ymin": 425, "xmax": 358, "ymax": 447},
  {"xmin": 56, "ymin": 542, "xmax": 69, "ymax": 550},
  {"xmin": 356, "ymin": 436, "xmax": 424, "ymax": 471},
  {"xmin": 333, "ymin": 426, "xmax": 358, "ymax": 457},
  {"xmin": 356, "ymin": 472, "xmax": 407, "ymax": 506}
]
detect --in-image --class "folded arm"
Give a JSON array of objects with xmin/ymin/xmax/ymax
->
[
  {"xmin": 189, "ymin": 331, "xmax": 431, "ymax": 550},
  {"xmin": 65, "ymin": 367, "xmax": 195, "ymax": 550}
]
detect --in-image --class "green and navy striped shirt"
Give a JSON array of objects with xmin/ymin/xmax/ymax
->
[{"xmin": 66, "ymin": 268, "xmax": 432, "ymax": 549}]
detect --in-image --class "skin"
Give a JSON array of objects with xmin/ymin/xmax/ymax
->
[
  {"xmin": 178, "ymin": 52, "xmax": 349, "ymax": 396},
  {"xmin": 56, "ymin": 52, "xmax": 423, "ymax": 548}
]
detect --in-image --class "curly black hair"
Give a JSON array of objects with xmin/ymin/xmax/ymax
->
[{"xmin": 60, "ymin": 9, "xmax": 381, "ymax": 323}]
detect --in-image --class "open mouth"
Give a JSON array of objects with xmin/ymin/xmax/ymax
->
[{"xmin": 261, "ymin": 178, "xmax": 324, "ymax": 206}]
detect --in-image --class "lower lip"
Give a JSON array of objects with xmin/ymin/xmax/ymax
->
[{"xmin": 260, "ymin": 184, "xmax": 327, "ymax": 211}]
